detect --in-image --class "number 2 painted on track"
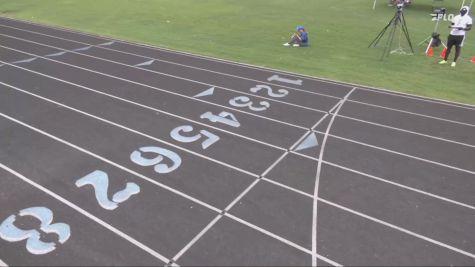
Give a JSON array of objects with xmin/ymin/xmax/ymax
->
[
  {"xmin": 250, "ymin": 85, "xmax": 289, "ymax": 98},
  {"xmin": 76, "ymin": 170, "xmax": 140, "ymax": 210},
  {"xmin": 0, "ymin": 207, "xmax": 71, "ymax": 255}
]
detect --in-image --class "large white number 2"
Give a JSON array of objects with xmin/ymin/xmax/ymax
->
[
  {"xmin": 170, "ymin": 125, "xmax": 220, "ymax": 149},
  {"xmin": 0, "ymin": 207, "xmax": 71, "ymax": 255},
  {"xmin": 250, "ymin": 85, "xmax": 289, "ymax": 98},
  {"xmin": 130, "ymin": 146, "xmax": 182, "ymax": 174},
  {"xmin": 75, "ymin": 170, "xmax": 140, "ymax": 210}
]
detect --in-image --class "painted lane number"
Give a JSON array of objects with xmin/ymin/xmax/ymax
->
[
  {"xmin": 170, "ymin": 125, "xmax": 220, "ymax": 149},
  {"xmin": 75, "ymin": 170, "xmax": 140, "ymax": 210},
  {"xmin": 0, "ymin": 207, "xmax": 71, "ymax": 255},
  {"xmin": 200, "ymin": 111, "xmax": 240, "ymax": 128},
  {"xmin": 250, "ymin": 85, "xmax": 289, "ymax": 98},
  {"xmin": 229, "ymin": 96, "xmax": 270, "ymax": 112},
  {"xmin": 130, "ymin": 146, "xmax": 182, "ymax": 174}
]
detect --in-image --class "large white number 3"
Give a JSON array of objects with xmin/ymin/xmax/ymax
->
[
  {"xmin": 229, "ymin": 96, "xmax": 270, "ymax": 112},
  {"xmin": 0, "ymin": 207, "xmax": 71, "ymax": 255},
  {"xmin": 130, "ymin": 146, "xmax": 182, "ymax": 174}
]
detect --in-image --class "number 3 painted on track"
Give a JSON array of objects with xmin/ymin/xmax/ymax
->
[{"xmin": 0, "ymin": 207, "xmax": 71, "ymax": 255}]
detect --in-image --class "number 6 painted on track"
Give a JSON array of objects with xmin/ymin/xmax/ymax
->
[
  {"xmin": 130, "ymin": 146, "xmax": 182, "ymax": 174},
  {"xmin": 0, "ymin": 207, "xmax": 71, "ymax": 255}
]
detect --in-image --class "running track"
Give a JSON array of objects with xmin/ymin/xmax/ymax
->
[{"xmin": 0, "ymin": 17, "xmax": 475, "ymax": 266}]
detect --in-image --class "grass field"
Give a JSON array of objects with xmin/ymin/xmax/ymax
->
[{"xmin": 0, "ymin": 0, "xmax": 474, "ymax": 104}]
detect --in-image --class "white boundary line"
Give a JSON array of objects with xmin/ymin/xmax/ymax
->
[
  {"xmin": 3, "ymin": 60, "xmax": 475, "ymax": 214},
  {"xmin": 0, "ymin": 41, "xmax": 311, "ymax": 132},
  {"xmin": 1, "ymin": 16, "xmax": 475, "ymax": 111},
  {"xmin": 0, "ymin": 162, "xmax": 171, "ymax": 264},
  {"xmin": 0, "ymin": 23, "xmax": 343, "ymax": 101},
  {"xmin": 312, "ymin": 88, "xmax": 356, "ymax": 266},
  {"xmin": 0, "ymin": 259, "xmax": 7, "ymax": 267}
]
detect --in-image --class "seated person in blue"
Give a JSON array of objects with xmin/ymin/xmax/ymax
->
[{"xmin": 283, "ymin": 26, "xmax": 309, "ymax": 47}]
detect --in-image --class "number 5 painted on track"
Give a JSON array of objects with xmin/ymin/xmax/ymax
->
[{"xmin": 170, "ymin": 125, "xmax": 220, "ymax": 149}]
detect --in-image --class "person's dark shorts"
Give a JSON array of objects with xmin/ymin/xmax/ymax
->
[{"xmin": 447, "ymin": 34, "xmax": 465, "ymax": 47}]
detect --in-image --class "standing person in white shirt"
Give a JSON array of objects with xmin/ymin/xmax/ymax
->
[{"xmin": 439, "ymin": 6, "xmax": 472, "ymax": 67}]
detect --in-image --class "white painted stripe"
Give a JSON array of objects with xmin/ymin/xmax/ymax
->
[
  {"xmin": 225, "ymin": 214, "xmax": 342, "ymax": 267},
  {"xmin": 0, "ymin": 163, "xmax": 170, "ymax": 264},
  {"xmin": 2, "ymin": 16, "xmax": 475, "ymax": 111},
  {"xmin": 0, "ymin": 42, "xmax": 311, "ymax": 132},
  {"xmin": 0, "ymin": 80, "xmax": 259, "ymax": 179},
  {"xmin": 0, "ymin": 111, "xmax": 221, "ymax": 214},
  {"xmin": 0, "ymin": 60, "xmax": 285, "ymax": 152},
  {"xmin": 312, "ymin": 88, "xmax": 356, "ymax": 266},
  {"xmin": 0, "ymin": 259, "xmax": 7, "ymax": 267},
  {"xmin": 334, "ymin": 114, "xmax": 475, "ymax": 149}
]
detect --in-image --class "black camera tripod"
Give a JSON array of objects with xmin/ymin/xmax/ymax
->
[{"xmin": 369, "ymin": 6, "xmax": 415, "ymax": 60}]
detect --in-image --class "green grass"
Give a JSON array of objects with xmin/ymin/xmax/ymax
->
[{"xmin": 1, "ymin": 0, "xmax": 474, "ymax": 104}]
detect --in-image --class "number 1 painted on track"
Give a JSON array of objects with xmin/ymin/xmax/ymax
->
[{"xmin": 267, "ymin": 74, "xmax": 303, "ymax": 86}]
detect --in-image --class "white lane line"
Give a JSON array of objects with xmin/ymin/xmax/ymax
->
[
  {"xmin": 259, "ymin": 176, "xmax": 475, "ymax": 262},
  {"xmin": 334, "ymin": 113, "xmax": 475, "ymax": 149},
  {"xmin": 0, "ymin": 42, "xmax": 311, "ymax": 132},
  {"xmin": 0, "ymin": 259, "xmax": 7, "ymax": 267},
  {"xmin": 312, "ymin": 87, "xmax": 356, "ymax": 266},
  {"xmin": 321, "ymin": 160, "xmax": 475, "ymax": 212},
  {"xmin": 0, "ymin": 111, "xmax": 221, "ymax": 213},
  {"xmin": 356, "ymin": 87, "xmax": 475, "ymax": 111},
  {"xmin": 0, "ymin": 162, "xmax": 170, "ymax": 264},
  {"xmin": 318, "ymin": 132, "xmax": 475, "ymax": 176},
  {"xmin": 2, "ymin": 17, "xmax": 475, "ymax": 111},
  {"xmin": 0, "ymin": 80, "xmax": 259, "ymax": 179},
  {"xmin": 225, "ymin": 214, "xmax": 343, "ymax": 267},
  {"xmin": 349, "ymin": 99, "xmax": 475, "ymax": 128},
  {"xmin": 0, "ymin": 60, "xmax": 286, "ymax": 152},
  {"xmin": 319, "ymin": 197, "xmax": 475, "ymax": 260},
  {"xmin": 0, "ymin": 32, "xmax": 330, "ymax": 116}
]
